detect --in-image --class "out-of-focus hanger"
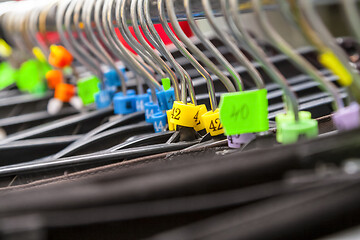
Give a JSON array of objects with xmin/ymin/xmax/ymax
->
[
  {"xmin": 252, "ymin": 0, "xmax": 343, "ymax": 111},
  {"xmin": 184, "ymin": 0, "xmax": 243, "ymax": 92},
  {"xmin": 159, "ymin": 0, "xmax": 217, "ymax": 111},
  {"xmin": 165, "ymin": 0, "xmax": 238, "ymax": 93}
]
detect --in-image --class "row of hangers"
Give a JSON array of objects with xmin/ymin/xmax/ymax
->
[{"xmin": 0, "ymin": 0, "xmax": 359, "ymax": 177}]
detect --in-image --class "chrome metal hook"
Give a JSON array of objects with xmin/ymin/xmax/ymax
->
[
  {"xmin": 160, "ymin": 0, "xmax": 217, "ymax": 111},
  {"xmin": 59, "ymin": 0, "xmax": 102, "ymax": 80},
  {"xmin": 165, "ymin": 0, "xmax": 237, "ymax": 94},
  {"xmin": 227, "ymin": 0, "xmax": 299, "ymax": 120},
  {"xmin": 202, "ymin": 0, "xmax": 265, "ymax": 90},
  {"xmin": 130, "ymin": 0, "xmax": 181, "ymax": 101},
  {"xmin": 252, "ymin": 0, "xmax": 343, "ymax": 111},
  {"xmin": 341, "ymin": 0, "xmax": 360, "ymax": 43},
  {"xmin": 295, "ymin": 0, "xmax": 360, "ymax": 102},
  {"xmin": 83, "ymin": 0, "xmax": 127, "ymax": 93},
  {"xmin": 184, "ymin": 0, "xmax": 243, "ymax": 92},
  {"xmin": 103, "ymin": 0, "xmax": 161, "ymax": 98},
  {"xmin": 117, "ymin": 0, "xmax": 165, "ymax": 78},
  {"xmin": 140, "ymin": 0, "xmax": 196, "ymax": 104}
]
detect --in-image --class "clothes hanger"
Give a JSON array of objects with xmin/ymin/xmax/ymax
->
[
  {"xmin": 165, "ymin": 0, "xmax": 238, "ymax": 94},
  {"xmin": 71, "ymin": 0, "xmax": 106, "ymax": 83},
  {"xmin": 103, "ymin": 0, "xmax": 162, "ymax": 100},
  {"xmin": 226, "ymin": 0, "xmax": 299, "ymax": 121},
  {"xmin": 290, "ymin": 0, "xmax": 360, "ymax": 103},
  {"xmin": 129, "ymin": 0, "xmax": 181, "ymax": 102},
  {"xmin": 42, "ymin": 0, "xmax": 186, "ymax": 160},
  {"xmin": 0, "ymin": 0, "xmax": 219, "ymax": 165},
  {"xmin": 158, "ymin": 0, "xmax": 217, "ymax": 111},
  {"xmin": 57, "ymin": 0, "xmax": 102, "ymax": 81},
  {"xmin": 0, "ymin": 107, "xmax": 113, "ymax": 145},
  {"xmin": 51, "ymin": 111, "xmax": 146, "ymax": 160},
  {"xmin": 97, "ymin": 0, "xmax": 149, "ymax": 95},
  {"xmin": 0, "ymin": 139, "xmax": 197, "ymax": 178},
  {"xmin": 83, "ymin": 0, "xmax": 127, "ymax": 93},
  {"xmin": 251, "ymin": 0, "xmax": 343, "ymax": 111},
  {"xmin": 341, "ymin": 0, "xmax": 360, "ymax": 44},
  {"xmin": 201, "ymin": 0, "xmax": 265, "ymax": 91},
  {"xmin": 184, "ymin": 0, "xmax": 243, "ymax": 92},
  {"xmin": 140, "ymin": 0, "xmax": 195, "ymax": 104},
  {"xmin": 117, "ymin": 0, "xmax": 166, "ymax": 79},
  {"xmin": 222, "ymin": 0, "xmax": 323, "ymax": 144}
]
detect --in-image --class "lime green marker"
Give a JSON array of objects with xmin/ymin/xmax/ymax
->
[
  {"xmin": 16, "ymin": 59, "xmax": 48, "ymax": 94},
  {"xmin": 219, "ymin": 89, "xmax": 269, "ymax": 136},
  {"xmin": 77, "ymin": 76, "xmax": 100, "ymax": 105},
  {"xmin": 0, "ymin": 62, "xmax": 16, "ymax": 90}
]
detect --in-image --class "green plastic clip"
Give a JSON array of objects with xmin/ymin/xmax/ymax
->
[
  {"xmin": 0, "ymin": 62, "xmax": 16, "ymax": 90},
  {"xmin": 77, "ymin": 76, "xmax": 100, "ymax": 105},
  {"xmin": 219, "ymin": 89, "xmax": 269, "ymax": 136},
  {"xmin": 16, "ymin": 59, "xmax": 49, "ymax": 94},
  {"xmin": 161, "ymin": 77, "xmax": 171, "ymax": 91},
  {"xmin": 276, "ymin": 111, "xmax": 318, "ymax": 144}
]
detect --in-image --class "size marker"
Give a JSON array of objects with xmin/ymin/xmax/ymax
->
[
  {"xmin": 169, "ymin": 101, "xmax": 201, "ymax": 128},
  {"xmin": 219, "ymin": 89, "xmax": 269, "ymax": 136},
  {"xmin": 201, "ymin": 109, "xmax": 224, "ymax": 136},
  {"xmin": 319, "ymin": 50, "xmax": 352, "ymax": 87}
]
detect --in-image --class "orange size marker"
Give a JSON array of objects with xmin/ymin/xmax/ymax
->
[
  {"xmin": 54, "ymin": 83, "xmax": 75, "ymax": 102},
  {"xmin": 49, "ymin": 45, "xmax": 73, "ymax": 68},
  {"xmin": 46, "ymin": 70, "xmax": 63, "ymax": 89}
]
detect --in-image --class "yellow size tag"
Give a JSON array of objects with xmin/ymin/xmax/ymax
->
[
  {"xmin": 201, "ymin": 109, "xmax": 225, "ymax": 136},
  {"xmin": 0, "ymin": 39, "xmax": 12, "ymax": 58},
  {"xmin": 166, "ymin": 109, "xmax": 176, "ymax": 131},
  {"xmin": 319, "ymin": 50, "xmax": 352, "ymax": 86},
  {"xmin": 193, "ymin": 104, "xmax": 207, "ymax": 131},
  {"xmin": 32, "ymin": 47, "xmax": 47, "ymax": 63},
  {"xmin": 169, "ymin": 101, "xmax": 201, "ymax": 128}
]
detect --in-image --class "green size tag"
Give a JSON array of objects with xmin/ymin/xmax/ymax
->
[
  {"xmin": 0, "ymin": 62, "xmax": 16, "ymax": 90},
  {"xmin": 275, "ymin": 111, "xmax": 311, "ymax": 126},
  {"xmin": 280, "ymin": 119, "xmax": 318, "ymax": 144},
  {"xmin": 219, "ymin": 89, "xmax": 269, "ymax": 135},
  {"xmin": 77, "ymin": 76, "xmax": 100, "ymax": 105},
  {"xmin": 275, "ymin": 111, "xmax": 316, "ymax": 144},
  {"xmin": 161, "ymin": 78, "xmax": 171, "ymax": 91},
  {"xmin": 16, "ymin": 59, "xmax": 48, "ymax": 94}
]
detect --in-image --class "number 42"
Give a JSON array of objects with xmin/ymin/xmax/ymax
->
[{"xmin": 209, "ymin": 118, "xmax": 223, "ymax": 132}]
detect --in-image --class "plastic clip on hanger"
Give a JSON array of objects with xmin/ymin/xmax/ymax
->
[
  {"xmin": 95, "ymin": 0, "xmax": 150, "ymax": 117},
  {"xmin": 73, "ymin": 0, "xmax": 113, "ymax": 107},
  {"xmin": 84, "ymin": 0, "xmax": 161, "ymax": 131},
  {"xmin": 251, "ymin": 0, "xmax": 346, "ymax": 140},
  {"xmin": 99, "ymin": 0, "xmax": 151, "ymax": 101},
  {"xmin": 56, "ymin": 0, "xmax": 102, "ymax": 112},
  {"xmin": 293, "ymin": 0, "xmax": 360, "ymax": 131},
  {"xmin": 10, "ymin": 6, "xmax": 50, "ymax": 97},
  {"xmin": 138, "ymin": 0, "xmax": 197, "ymax": 134},
  {"xmin": 200, "ymin": 0, "xmax": 271, "ymax": 147},
  {"xmin": 83, "ymin": 0, "xmax": 128, "ymax": 109},
  {"xmin": 118, "ymin": 0, "xmax": 176, "ymax": 124},
  {"xmin": 130, "ymin": 0, "xmax": 181, "ymax": 122},
  {"xmin": 159, "ymin": 0, "xmax": 223, "ymax": 138},
  {"xmin": 224, "ymin": 0, "xmax": 319, "ymax": 144},
  {"xmin": 104, "ymin": 0, "xmax": 165, "ymax": 129},
  {"xmin": 140, "ymin": 0, "xmax": 199, "ymax": 132}
]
